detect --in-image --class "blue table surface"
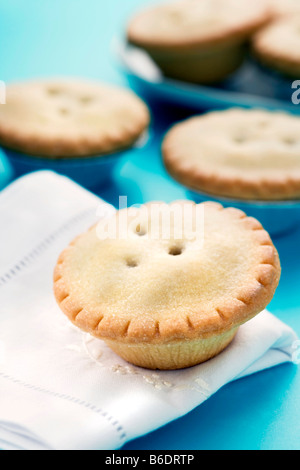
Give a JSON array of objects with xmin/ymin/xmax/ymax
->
[{"xmin": 1, "ymin": 0, "xmax": 300, "ymax": 450}]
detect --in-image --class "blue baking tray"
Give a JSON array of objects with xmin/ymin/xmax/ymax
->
[{"xmin": 115, "ymin": 38, "xmax": 300, "ymax": 114}]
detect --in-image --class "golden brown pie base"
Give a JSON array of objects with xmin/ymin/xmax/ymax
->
[
  {"xmin": 143, "ymin": 42, "xmax": 246, "ymax": 84},
  {"xmin": 105, "ymin": 327, "xmax": 238, "ymax": 370}
]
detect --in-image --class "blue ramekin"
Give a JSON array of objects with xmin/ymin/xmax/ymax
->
[
  {"xmin": 2, "ymin": 130, "xmax": 150, "ymax": 190},
  {"xmin": 188, "ymin": 189, "xmax": 300, "ymax": 238}
]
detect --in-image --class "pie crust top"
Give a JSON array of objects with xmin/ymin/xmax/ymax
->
[
  {"xmin": 127, "ymin": 0, "xmax": 271, "ymax": 51},
  {"xmin": 54, "ymin": 201, "xmax": 281, "ymax": 344},
  {"xmin": 268, "ymin": 0, "xmax": 300, "ymax": 19},
  {"xmin": 253, "ymin": 15, "xmax": 300, "ymax": 76},
  {"xmin": 0, "ymin": 78, "xmax": 150, "ymax": 158},
  {"xmin": 163, "ymin": 108, "xmax": 300, "ymax": 201}
]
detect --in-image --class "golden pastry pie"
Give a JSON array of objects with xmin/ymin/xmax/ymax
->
[
  {"xmin": 54, "ymin": 201, "xmax": 281, "ymax": 370},
  {"xmin": 162, "ymin": 108, "xmax": 300, "ymax": 201},
  {"xmin": 0, "ymin": 78, "xmax": 150, "ymax": 158},
  {"xmin": 252, "ymin": 15, "xmax": 300, "ymax": 78},
  {"xmin": 127, "ymin": 0, "xmax": 271, "ymax": 83},
  {"xmin": 268, "ymin": 0, "xmax": 300, "ymax": 19}
]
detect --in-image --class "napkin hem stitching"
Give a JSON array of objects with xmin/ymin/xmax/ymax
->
[
  {"xmin": 0, "ymin": 207, "xmax": 96, "ymax": 289},
  {"xmin": 0, "ymin": 372, "xmax": 127, "ymax": 442}
]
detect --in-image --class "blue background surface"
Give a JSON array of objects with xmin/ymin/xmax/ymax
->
[{"xmin": 0, "ymin": 0, "xmax": 300, "ymax": 450}]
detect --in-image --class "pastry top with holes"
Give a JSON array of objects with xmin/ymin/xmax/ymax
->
[
  {"xmin": 0, "ymin": 78, "xmax": 150, "ymax": 158},
  {"xmin": 162, "ymin": 108, "xmax": 300, "ymax": 201},
  {"xmin": 268, "ymin": 0, "xmax": 300, "ymax": 19},
  {"xmin": 53, "ymin": 201, "xmax": 281, "ymax": 344},
  {"xmin": 127, "ymin": 0, "xmax": 271, "ymax": 51},
  {"xmin": 252, "ymin": 15, "xmax": 300, "ymax": 76}
]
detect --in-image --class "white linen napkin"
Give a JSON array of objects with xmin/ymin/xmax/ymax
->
[{"xmin": 0, "ymin": 170, "xmax": 297, "ymax": 450}]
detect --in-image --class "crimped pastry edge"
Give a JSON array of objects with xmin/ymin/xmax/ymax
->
[
  {"xmin": 163, "ymin": 157, "xmax": 300, "ymax": 201},
  {"xmin": 53, "ymin": 201, "xmax": 281, "ymax": 345},
  {"xmin": 0, "ymin": 119, "xmax": 150, "ymax": 159}
]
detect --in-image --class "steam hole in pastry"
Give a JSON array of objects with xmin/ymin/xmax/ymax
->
[
  {"xmin": 80, "ymin": 96, "xmax": 93, "ymax": 105},
  {"xmin": 126, "ymin": 258, "xmax": 138, "ymax": 268},
  {"xmin": 169, "ymin": 11, "xmax": 183, "ymax": 23},
  {"xmin": 168, "ymin": 245, "xmax": 183, "ymax": 256},
  {"xmin": 47, "ymin": 87, "xmax": 61, "ymax": 96},
  {"xmin": 258, "ymin": 120, "xmax": 269, "ymax": 128},
  {"xmin": 135, "ymin": 223, "xmax": 147, "ymax": 236},
  {"xmin": 59, "ymin": 107, "xmax": 70, "ymax": 116},
  {"xmin": 283, "ymin": 137, "xmax": 297, "ymax": 145},
  {"xmin": 233, "ymin": 135, "xmax": 247, "ymax": 144}
]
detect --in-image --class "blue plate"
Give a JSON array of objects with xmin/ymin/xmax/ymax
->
[
  {"xmin": 0, "ymin": 148, "xmax": 13, "ymax": 190},
  {"xmin": 2, "ymin": 130, "xmax": 150, "ymax": 190},
  {"xmin": 188, "ymin": 189, "xmax": 300, "ymax": 238},
  {"xmin": 115, "ymin": 38, "xmax": 300, "ymax": 114}
]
